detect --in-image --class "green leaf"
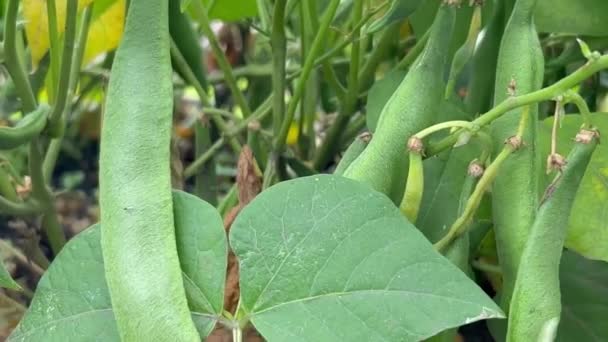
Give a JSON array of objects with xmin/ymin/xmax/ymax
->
[
  {"xmin": 0, "ymin": 257, "xmax": 20, "ymax": 290},
  {"xmin": 535, "ymin": 0, "xmax": 608, "ymax": 37},
  {"xmin": 204, "ymin": 0, "xmax": 257, "ymax": 21},
  {"xmin": 366, "ymin": 0, "xmax": 423, "ymax": 34},
  {"xmin": 230, "ymin": 175, "xmax": 504, "ymax": 341},
  {"xmin": 538, "ymin": 113, "xmax": 608, "ymax": 262},
  {"xmin": 558, "ymin": 250, "xmax": 608, "ymax": 341},
  {"xmin": 9, "ymin": 191, "xmax": 226, "ymax": 341},
  {"xmin": 366, "ymin": 70, "xmax": 406, "ymax": 133}
]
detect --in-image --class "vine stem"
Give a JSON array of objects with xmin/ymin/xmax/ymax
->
[
  {"xmin": 275, "ymin": 0, "xmax": 340, "ymax": 153},
  {"xmin": 564, "ymin": 90, "xmax": 592, "ymax": 127},
  {"xmin": 194, "ymin": 3, "xmax": 252, "ymax": 118},
  {"xmin": 44, "ymin": 3, "xmax": 93, "ymax": 182},
  {"xmin": 313, "ymin": 0, "xmax": 365, "ymax": 170},
  {"xmin": 48, "ymin": 0, "xmax": 79, "ymax": 134},
  {"xmin": 4, "ymin": 0, "xmax": 37, "ymax": 112},
  {"xmin": 426, "ymin": 54, "xmax": 608, "ymax": 156},
  {"xmin": 169, "ymin": 38, "xmax": 242, "ymax": 154},
  {"xmin": 434, "ymin": 108, "xmax": 531, "ymax": 252},
  {"xmin": 46, "ymin": 0, "xmax": 61, "ymax": 98},
  {"xmin": 414, "ymin": 120, "xmax": 477, "ymax": 139}
]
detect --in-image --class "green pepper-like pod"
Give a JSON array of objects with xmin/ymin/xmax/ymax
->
[
  {"xmin": 0, "ymin": 105, "xmax": 49, "ymax": 150},
  {"xmin": 507, "ymin": 129, "xmax": 599, "ymax": 341},
  {"xmin": 490, "ymin": 0, "xmax": 544, "ymax": 311},
  {"xmin": 343, "ymin": 3, "xmax": 457, "ymax": 203},
  {"xmin": 334, "ymin": 132, "xmax": 371, "ymax": 175},
  {"xmin": 99, "ymin": 0, "xmax": 200, "ymax": 340}
]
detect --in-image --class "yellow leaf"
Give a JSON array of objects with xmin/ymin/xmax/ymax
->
[
  {"xmin": 23, "ymin": 0, "xmax": 94, "ymax": 67},
  {"xmin": 22, "ymin": 0, "xmax": 124, "ymax": 68},
  {"xmin": 82, "ymin": 0, "xmax": 125, "ymax": 65}
]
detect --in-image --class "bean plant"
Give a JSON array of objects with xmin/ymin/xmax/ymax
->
[{"xmin": 0, "ymin": 0, "xmax": 607, "ymax": 341}]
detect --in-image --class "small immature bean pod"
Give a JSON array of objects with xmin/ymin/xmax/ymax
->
[
  {"xmin": 507, "ymin": 129, "xmax": 599, "ymax": 341},
  {"xmin": 99, "ymin": 0, "xmax": 199, "ymax": 340},
  {"xmin": 400, "ymin": 137, "xmax": 424, "ymax": 223},
  {"xmin": 0, "ymin": 105, "xmax": 49, "ymax": 150}
]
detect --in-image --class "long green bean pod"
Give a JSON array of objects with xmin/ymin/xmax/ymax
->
[
  {"xmin": 343, "ymin": 2, "xmax": 457, "ymax": 203},
  {"xmin": 99, "ymin": 0, "xmax": 199, "ymax": 340},
  {"xmin": 0, "ymin": 105, "xmax": 49, "ymax": 150},
  {"xmin": 490, "ymin": 0, "xmax": 544, "ymax": 311},
  {"xmin": 507, "ymin": 129, "xmax": 599, "ymax": 341},
  {"xmin": 465, "ymin": 0, "xmax": 508, "ymax": 114}
]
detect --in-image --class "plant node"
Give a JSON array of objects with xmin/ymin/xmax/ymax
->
[
  {"xmin": 358, "ymin": 132, "xmax": 372, "ymax": 143},
  {"xmin": 468, "ymin": 160, "xmax": 485, "ymax": 178},
  {"xmin": 407, "ymin": 136, "xmax": 425, "ymax": 154},
  {"xmin": 505, "ymin": 135, "xmax": 523, "ymax": 150},
  {"xmin": 575, "ymin": 129, "xmax": 600, "ymax": 144},
  {"xmin": 546, "ymin": 153, "xmax": 567, "ymax": 174}
]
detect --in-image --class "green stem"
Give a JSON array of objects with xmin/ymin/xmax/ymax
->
[
  {"xmin": 195, "ymin": 3, "xmax": 252, "ymax": 118},
  {"xmin": 435, "ymin": 145, "xmax": 516, "ymax": 252},
  {"xmin": 394, "ymin": 29, "xmax": 430, "ymax": 71},
  {"xmin": 472, "ymin": 259, "xmax": 502, "ymax": 274},
  {"xmin": 48, "ymin": 0, "xmax": 79, "ymax": 135},
  {"xmin": 564, "ymin": 90, "xmax": 592, "ymax": 127},
  {"xmin": 184, "ymin": 96, "xmax": 273, "ymax": 179},
  {"xmin": 4, "ymin": 0, "xmax": 37, "ymax": 112},
  {"xmin": 414, "ymin": 120, "xmax": 477, "ymax": 139},
  {"xmin": 276, "ymin": 0, "xmax": 340, "ymax": 153},
  {"xmin": 358, "ymin": 21, "xmax": 400, "ymax": 92},
  {"xmin": 270, "ymin": 0, "xmax": 287, "ymax": 136},
  {"xmin": 30, "ymin": 139, "xmax": 66, "ymax": 255},
  {"xmin": 0, "ymin": 195, "xmax": 39, "ymax": 216},
  {"xmin": 46, "ymin": 0, "xmax": 61, "ymax": 98},
  {"xmin": 313, "ymin": 0, "xmax": 365, "ymax": 170},
  {"xmin": 255, "ymin": 0, "xmax": 271, "ymax": 31},
  {"xmin": 427, "ymin": 54, "xmax": 608, "ymax": 156},
  {"xmin": 44, "ymin": 4, "xmax": 93, "ymax": 182},
  {"xmin": 169, "ymin": 39, "xmax": 242, "ymax": 154}
]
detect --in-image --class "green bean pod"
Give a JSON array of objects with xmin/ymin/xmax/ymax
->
[
  {"xmin": 334, "ymin": 132, "xmax": 371, "ymax": 175},
  {"xmin": 399, "ymin": 137, "xmax": 424, "ymax": 223},
  {"xmin": 0, "ymin": 105, "xmax": 49, "ymax": 150},
  {"xmin": 99, "ymin": 0, "xmax": 199, "ymax": 340},
  {"xmin": 490, "ymin": 0, "xmax": 544, "ymax": 311},
  {"xmin": 507, "ymin": 129, "xmax": 599, "ymax": 341},
  {"xmin": 465, "ymin": 0, "xmax": 508, "ymax": 115},
  {"xmin": 343, "ymin": 3, "xmax": 457, "ymax": 204}
]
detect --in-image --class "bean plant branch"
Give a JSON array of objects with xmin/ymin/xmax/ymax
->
[
  {"xmin": 313, "ymin": 0, "xmax": 365, "ymax": 170},
  {"xmin": 434, "ymin": 108, "xmax": 531, "ymax": 252},
  {"xmin": 275, "ymin": 0, "xmax": 341, "ymax": 153},
  {"xmin": 427, "ymin": 53, "xmax": 608, "ymax": 156},
  {"xmin": 48, "ymin": 0, "xmax": 79, "ymax": 134},
  {"xmin": 195, "ymin": 3, "xmax": 252, "ymax": 118},
  {"xmin": 4, "ymin": 0, "xmax": 37, "ymax": 112},
  {"xmin": 44, "ymin": 3, "xmax": 93, "ymax": 182},
  {"xmin": 46, "ymin": 0, "xmax": 61, "ymax": 98},
  {"xmin": 169, "ymin": 38, "xmax": 242, "ymax": 154}
]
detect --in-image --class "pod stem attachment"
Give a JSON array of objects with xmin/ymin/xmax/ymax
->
[{"xmin": 434, "ymin": 137, "xmax": 522, "ymax": 252}]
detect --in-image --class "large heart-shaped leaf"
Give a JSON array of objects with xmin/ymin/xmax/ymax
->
[
  {"xmin": 230, "ymin": 175, "xmax": 504, "ymax": 341},
  {"xmin": 9, "ymin": 191, "xmax": 226, "ymax": 341},
  {"xmin": 535, "ymin": 0, "xmax": 608, "ymax": 37},
  {"xmin": 538, "ymin": 113, "xmax": 608, "ymax": 262}
]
